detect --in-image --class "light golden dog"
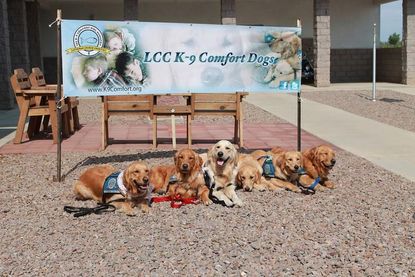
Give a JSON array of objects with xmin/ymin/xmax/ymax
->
[
  {"xmin": 204, "ymin": 140, "xmax": 242, "ymax": 207},
  {"xmin": 73, "ymin": 161, "xmax": 151, "ymax": 215},
  {"xmin": 168, "ymin": 148, "xmax": 212, "ymax": 205},
  {"xmin": 236, "ymin": 154, "xmax": 267, "ymax": 192},
  {"xmin": 252, "ymin": 148, "xmax": 303, "ymax": 192},
  {"xmin": 298, "ymin": 145, "xmax": 336, "ymax": 190}
]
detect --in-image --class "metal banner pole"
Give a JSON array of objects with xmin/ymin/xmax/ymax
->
[
  {"xmin": 297, "ymin": 18, "xmax": 302, "ymax": 151},
  {"xmin": 372, "ymin": 23, "xmax": 377, "ymax": 101},
  {"xmin": 297, "ymin": 91, "xmax": 301, "ymax": 151},
  {"xmin": 51, "ymin": 9, "xmax": 63, "ymax": 182}
]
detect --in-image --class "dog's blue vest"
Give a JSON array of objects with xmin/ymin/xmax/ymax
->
[
  {"xmin": 103, "ymin": 172, "xmax": 122, "ymax": 194},
  {"xmin": 261, "ymin": 156, "xmax": 275, "ymax": 178}
]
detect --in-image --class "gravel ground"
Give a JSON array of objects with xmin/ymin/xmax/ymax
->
[
  {"xmin": 302, "ymin": 90, "xmax": 415, "ymax": 133},
  {"xmin": 0, "ymin": 94, "xmax": 414, "ymax": 276}
]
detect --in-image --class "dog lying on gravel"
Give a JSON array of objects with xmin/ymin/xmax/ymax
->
[
  {"xmin": 236, "ymin": 154, "xmax": 267, "ymax": 192},
  {"xmin": 73, "ymin": 161, "xmax": 151, "ymax": 215},
  {"xmin": 252, "ymin": 148, "xmax": 303, "ymax": 192},
  {"xmin": 204, "ymin": 140, "xmax": 242, "ymax": 207},
  {"xmin": 149, "ymin": 164, "xmax": 176, "ymax": 195},
  {"xmin": 298, "ymin": 145, "xmax": 336, "ymax": 190},
  {"xmin": 168, "ymin": 148, "xmax": 212, "ymax": 205}
]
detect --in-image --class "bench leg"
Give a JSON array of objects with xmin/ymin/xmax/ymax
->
[
  {"xmin": 66, "ymin": 100, "xmax": 75, "ymax": 134},
  {"xmin": 239, "ymin": 115, "xmax": 244, "ymax": 148},
  {"xmin": 27, "ymin": 116, "xmax": 41, "ymax": 139},
  {"xmin": 102, "ymin": 116, "xmax": 108, "ymax": 150},
  {"xmin": 48, "ymin": 97, "xmax": 59, "ymax": 144},
  {"xmin": 187, "ymin": 115, "xmax": 192, "ymax": 147},
  {"xmin": 234, "ymin": 116, "xmax": 239, "ymax": 145},
  {"xmin": 14, "ymin": 100, "xmax": 30, "ymax": 144},
  {"xmin": 72, "ymin": 106, "xmax": 80, "ymax": 130},
  {"xmin": 152, "ymin": 116, "xmax": 157, "ymax": 148}
]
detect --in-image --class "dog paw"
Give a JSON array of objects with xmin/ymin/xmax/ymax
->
[
  {"xmin": 233, "ymin": 199, "xmax": 243, "ymax": 207},
  {"xmin": 125, "ymin": 210, "xmax": 138, "ymax": 216},
  {"xmin": 203, "ymin": 198, "xmax": 213, "ymax": 206},
  {"xmin": 324, "ymin": 181, "xmax": 335, "ymax": 189},
  {"xmin": 223, "ymin": 198, "xmax": 234, "ymax": 207},
  {"xmin": 292, "ymin": 186, "xmax": 302, "ymax": 193}
]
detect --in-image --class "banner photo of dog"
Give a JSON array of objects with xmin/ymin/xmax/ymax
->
[{"xmin": 62, "ymin": 20, "xmax": 302, "ymax": 96}]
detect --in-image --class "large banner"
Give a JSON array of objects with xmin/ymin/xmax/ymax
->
[{"xmin": 62, "ymin": 20, "xmax": 301, "ymax": 96}]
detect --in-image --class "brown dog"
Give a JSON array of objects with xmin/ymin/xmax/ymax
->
[
  {"xmin": 299, "ymin": 145, "xmax": 336, "ymax": 190},
  {"xmin": 149, "ymin": 164, "xmax": 176, "ymax": 194},
  {"xmin": 252, "ymin": 148, "xmax": 303, "ymax": 192},
  {"xmin": 73, "ymin": 161, "xmax": 151, "ymax": 215},
  {"xmin": 168, "ymin": 148, "xmax": 212, "ymax": 205}
]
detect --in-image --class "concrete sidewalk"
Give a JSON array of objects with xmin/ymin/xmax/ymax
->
[{"xmin": 245, "ymin": 92, "xmax": 415, "ymax": 182}]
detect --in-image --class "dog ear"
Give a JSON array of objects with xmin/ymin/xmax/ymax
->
[
  {"xmin": 299, "ymin": 153, "xmax": 304, "ymax": 167},
  {"xmin": 122, "ymin": 165, "xmax": 133, "ymax": 191},
  {"xmin": 197, "ymin": 154, "xmax": 204, "ymax": 168},
  {"xmin": 255, "ymin": 170, "xmax": 261, "ymax": 183}
]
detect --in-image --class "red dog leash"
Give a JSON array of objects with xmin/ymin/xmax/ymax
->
[{"xmin": 151, "ymin": 195, "xmax": 199, "ymax": 208}]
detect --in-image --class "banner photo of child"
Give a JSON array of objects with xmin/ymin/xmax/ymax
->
[{"xmin": 61, "ymin": 20, "xmax": 301, "ymax": 96}]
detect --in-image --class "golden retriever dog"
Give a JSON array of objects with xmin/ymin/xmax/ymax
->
[
  {"xmin": 168, "ymin": 148, "xmax": 212, "ymax": 205},
  {"xmin": 236, "ymin": 154, "xmax": 267, "ymax": 192},
  {"xmin": 149, "ymin": 164, "xmax": 176, "ymax": 195},
  {"xmin": 204, "ymin": 140, "xmax": 242, "ymax": 207},
  {"xmin": 73, "ymin": 161, "xmax": 151, "ymax": 215},
  {"xmin": 298, "ymin": 145, "xmax": 336, "ymax": 190},
  {"xmin": 252, "ymin": 148, "xmax": 303, "ymax": 193}
]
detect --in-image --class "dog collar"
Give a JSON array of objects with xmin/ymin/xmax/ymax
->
[{"xmin": 308, "ymin": 176, "xmax": 321, "ymax": 191}]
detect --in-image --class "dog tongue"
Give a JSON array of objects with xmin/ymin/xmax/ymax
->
[{"xmin": 217, "ymin": 160, "xmax": 224, "ymax": 166}]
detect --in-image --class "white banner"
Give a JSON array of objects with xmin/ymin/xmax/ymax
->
[{"xmin": 62, "ymin": 20, "xmax": 302, "ymax": 96}]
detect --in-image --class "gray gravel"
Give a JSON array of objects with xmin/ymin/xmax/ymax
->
[
  {"xmin": 302, "ymin": 90, "xmax": 415, "ymax": 133},
  {"xmin": 0, "ymin": 93, "xmax": 414, "ymax": 276}
]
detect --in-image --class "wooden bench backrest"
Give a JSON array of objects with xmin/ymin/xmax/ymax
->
[
  {"xmin": 103, "ymin": 95, "xmax": 154, "ymax": 117},
  {"xmin": 29, "ymin": 67, "xmax": 47, "ymax": 87},
  {"xmin": 191, "ymin": 93, "xmax": 242, "ymax": 117},
  {"xmin": 9, "ymin": 69, "xmax": 37, "ymax": 110}
]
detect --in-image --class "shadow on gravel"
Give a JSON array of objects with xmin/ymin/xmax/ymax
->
[
  {"xmin": 63, "ymin": 147, "xmax": 271, "ymax": 178},
  {"xmin": 379, "ymin": 97, "xmax": 404, "ymax": 103}
]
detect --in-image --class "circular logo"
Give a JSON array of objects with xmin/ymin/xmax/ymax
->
[
  {"xmin": 73, "ymin": 25, "xmax": 103, "ymax": 56},
  {"xmin": 107, "ymin": 178, "xmax": 117, "ymax": 189}
]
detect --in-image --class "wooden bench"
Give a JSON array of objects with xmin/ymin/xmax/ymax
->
[
  {"xmin": 10, "ymin": 68, "xmax": 70, "ymax": 144},
  {"xmin": 29, "ymin": 67, "xmax": 80, "ymax": 134},
  {"xmin": 153, "ymin": 94, "xmax": 192, "ymax": 148},
  {"xmin": 101, "ymin": 95, "xmax": 154, "ymax": 150},
  {"xmin": 191, "ymin": 92, "xmax": 248, "ymax": 147}
]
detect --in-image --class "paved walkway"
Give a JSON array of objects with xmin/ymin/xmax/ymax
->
[
  {"xmin": 245, "ymin": 86, "xmax": 415, "ymax": 182},
  {"xmin": 1, "ymin": 82, "xmax": 414, "ymax": 182}
]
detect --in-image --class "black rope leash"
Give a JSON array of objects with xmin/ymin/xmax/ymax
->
[{"xmin": 64, "ymin": 203, "xmax": 116, "ymax": 217}]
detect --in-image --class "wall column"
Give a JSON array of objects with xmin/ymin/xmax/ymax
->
[
  {"xmin": 26, "ymin": 0, "xmax": 42, "ymax": 70},
  {"xmin": 7, "ymin": 0, "xmax": 30, "ymax": 73},
  {"xmin": 313, "ymin": 0, "xmax": 331, "ymax": 87},
  {"xmin": 402, "ymin": 0, "xmax": 415, "ymax": 85},
  {"xmin": 221, "ymin": 0, "xmax": 236, "ymax": 25},
  {"xmin": 0, "ymin": 0, "xmax": 13, "ymax": 109},
  {"xmin": 124, "ymin": 0, "xmax": 138, "ymax": 20}
]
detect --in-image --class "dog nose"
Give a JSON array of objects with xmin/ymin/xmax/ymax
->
[
  {"xmin": 143, "ymin": 177, "xmax": 149, "ymax": 184},
  {"xmin": 294, "ymin": 165, "xmax": 299, "ymax": 170},
  {"xmin": 331, "ymin": 159, "xmax": 336, "ymax": 165},
  {"xmin": 182, "ymin": 164, "xmax": 188, "ymax": 169},
  {"xmin": 218, "ymin": 151, "xmax": 223, "ymax": 157}
]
